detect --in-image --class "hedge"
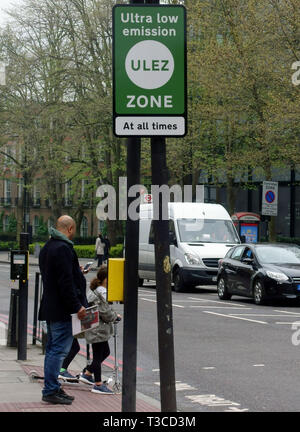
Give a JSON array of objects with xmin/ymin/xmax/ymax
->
[
  {"xmin": 0, "ymin": 241, "xmax": 18, "ymax": 251},
  {"xmin": 27, "ymin": 243, "xmax": 124, "ymax": 259}
]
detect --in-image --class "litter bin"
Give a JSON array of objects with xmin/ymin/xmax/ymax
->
[{"xmin": 231, "ymin": 212, "xmax": 261, "ymax": 243}]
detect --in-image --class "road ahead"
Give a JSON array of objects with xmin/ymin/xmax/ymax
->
[{"xmin": 1, "ymin": 263, "xmax": 300, "ymax": 412}]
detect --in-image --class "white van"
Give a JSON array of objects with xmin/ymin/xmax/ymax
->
[{"xmin": 139, "ymin": 202, "xmax": 240, "ymax": 292}]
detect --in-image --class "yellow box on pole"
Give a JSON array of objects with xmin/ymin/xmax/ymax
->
[{"xmin": 107, "ymin": 258, "xmax": 125, "ymax": 302}]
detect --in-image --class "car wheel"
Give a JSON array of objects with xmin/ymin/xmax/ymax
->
[
  {"xmin": 173, "ymin": 269, "xmax": 187, "ymax": 293},
  {"xmin": 139, "ymin": 278, "xmax": 144, "ymax": 287},
  {"xmin": 217, "ymin": 277, "xmax": 232, "ymax": 300},
  {"xmin": 253, "ymin": 280, "xmax": 266, "ymax": 305}
]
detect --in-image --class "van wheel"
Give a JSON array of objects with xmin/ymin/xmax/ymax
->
[
  {"xmin": 139, "ymin": 278, "xmax": 144, "ymax": 287},
  {"xmin": 217, "ymin": 277, "xmax": 232, "ymax": 300},
  {"xmin": 173, "ymin": 269, "xmax": 187, "ymax": 293}
]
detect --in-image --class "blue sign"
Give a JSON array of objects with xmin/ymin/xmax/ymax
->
[
  {"xmin": 240, "ymin": 224, "xmax": 258, "ymax": 243},
  {"xmin": 265, "ymin": 190, "xmax": 275, "ymax": 204}
]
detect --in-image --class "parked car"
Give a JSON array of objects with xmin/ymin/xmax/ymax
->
[{"xmin": 217, "ymin": 243, "xmax": 300, "ymax": 305}]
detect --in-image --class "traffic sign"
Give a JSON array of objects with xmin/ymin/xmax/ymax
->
[
  {"xmin": 262, "ymin": 181, "xmax": 278, "ymax": 216},
  {"xmin": 113, "ymin": 4, "xmax": 187, "ymax": 137}
]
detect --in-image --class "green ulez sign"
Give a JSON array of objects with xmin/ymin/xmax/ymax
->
[{"xmin": 113, "ymin": 4, "xmax": 187, "ymax": 137}]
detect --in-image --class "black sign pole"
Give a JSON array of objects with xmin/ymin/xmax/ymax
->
[
  {"xmin": 121, "ymin": 0, "xmax": 144, "ymax": 412},
  {"xmin": 17, "ymin": 232, "xmax": 29, "ymax": 361},
  {"xmin": 147, "ymin": 0, "xmax": 177, "ymax": 414}
]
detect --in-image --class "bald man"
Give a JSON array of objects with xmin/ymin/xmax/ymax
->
[{"xmin": 38, "ymin": 215, "xmax": 88, "ymax": 405}]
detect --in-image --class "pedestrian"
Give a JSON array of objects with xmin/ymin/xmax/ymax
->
[
  {"xmin": 58, "ymin": 263, "xmax": 91, "ymax": 382},
  {"xmin": 38, "ymin": 215, "xmax": 87, "ymax": 405},
  {"xmin": 79, "ymin": 265, "xmax": 120, "ymax": 394},
  {"xmin": 103, "ymin": 235, "xmax": 110, "ymax": 264},
  {"xmin": 95, "ymin": 232, "xmax": 105, "ymax": 267}
]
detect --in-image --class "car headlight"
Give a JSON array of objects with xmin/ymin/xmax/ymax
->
[
  {"xmin": 266, "ymin": 271, "xmax": 289, "ymax": 282},
  {"xmin": 185, "ymin": 253, "xmax": 201, "ymax": 265}
]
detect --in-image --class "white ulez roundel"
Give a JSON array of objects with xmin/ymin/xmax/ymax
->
[{"xmin": 125, "ymin": 40, "xmax": 174, "ymax": 90}]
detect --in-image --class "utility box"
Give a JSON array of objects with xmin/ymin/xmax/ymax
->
[
  {"xmin": 10, "ymin": 250, "xmax": 29, "ymax": 281},
  {"xmin": 231, "ymin": 212, "xmax": 261, "ymax": 243},
  {"xmin": 107, "ymin": 258, "xmax": 125, "ymax": 303}
]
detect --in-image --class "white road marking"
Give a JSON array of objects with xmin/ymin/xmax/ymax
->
[
  {"xmin": 276, "ymin": 322, "xmax": 297, "ymax": 325},
  {"xmin": 190, "ymin": 306, "xmax": 252, "ymax": 309},
  {"xmin": 188, "ymin": 297, "xmax": 249, "ymax": 307},
  {"xmin": 141, "ymin": 298, "xmax": 156, "ymax": 303},
  {"xmin": 253, "ymin": 364, "xmax": 265, "ymax": 367},
  {"xmin": 139, "ymin": 290, "xmax": 156, "ymax": 295},
  {"xmin": 154, "ymin": 381, "xmax": 196, "ymax": 391},
  {"xmin": 185, "ymin": 394, "xmax": 241, "ymax": 407},
  {"xmin": 203, "ymin": 310, "xmax": 268, "ymax": 324},
  {"xmin": 225, "ymin": 407, "xmax": 249, "ymax": 412},
  {"xmin": 274, "ymin": 310, "xmax": 300, "ymax": 316},
  {"xmin": 152, "ymin": 369, "xmax": 160, "ymax": 372},
  {"xmin": 202, "ymin": 367, "xmax": 215, "ymax": 370},
  {"xmin": 140, "ymin": 298, "xmax": 184, "ymax": 308},
  {"xmin": 230, "ymin": 314, "xmax": 288, "ymax": 317},
  {"xmin": 175, "ymin": 381, "xmax": 197, "ymax": 391}
]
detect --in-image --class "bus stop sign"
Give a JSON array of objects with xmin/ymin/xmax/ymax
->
[{"xmin": 113, "ymin": 4, "xmax": 187, "ymax": 137}]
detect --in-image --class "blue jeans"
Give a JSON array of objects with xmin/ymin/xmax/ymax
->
[{"xmin": 42, "ymin": 320, "xmax": 74, "ymax": 396}]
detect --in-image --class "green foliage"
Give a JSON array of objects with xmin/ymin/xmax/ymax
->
[
  {"xmin": 7, "ymin": 214, "xmax": 17, "ymax": 233},
  {"xmin": 0, "ymin": 241, "xmax": 18, "ymax": 251},
  {"xmin": 73, "ymin": 245, "xmax": 95, "ymax": 259},
  {"xmin": 109, "ymin": 244, "xmax": 124, "ymax": 258},
  {"xmin": 28, "ymin": 243, "xmax": 123, "ymax": 258},
  {"xmin": 36, "ymin": 216, "xmax": 48, "ymax": 236},
  {"xmin": 29, "ymin": 243, "xmax": 45, "ymax": 254}
]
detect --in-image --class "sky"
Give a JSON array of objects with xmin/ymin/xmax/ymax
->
[{"xmin": 0, "ymin": 0, "xmax": 24, "ymax": 25}]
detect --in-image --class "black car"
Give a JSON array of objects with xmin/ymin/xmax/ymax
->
[{"xmin": 217, "ymin": 243, "xmax": 300, "ymax": 305}]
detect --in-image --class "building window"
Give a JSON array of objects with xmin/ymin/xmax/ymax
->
[
  {"xmin": 33, "ymin": 215, "xmax": 39, "ymax": 235},
  {"xmin": 3, "ymin": 215, "xmax": 9, "ymax": 232},
  {"xmin": 81, "ymin": 179, "xmax": 89, "ymax": 198},
  {"xmin": 80, "ymin": 216, "xmax": 88, "ymax": 238},
  {"xmin": 98, "ymin": 220, "xmax": 105, "ymax": 232},
  {"xmin": 48, "ymin": 217, "xmax": 54, "ymax": 232},
  {"xmin": 65, "ymin": 180, "xmax": 72, "ymax": 206},
  {"xmin": 33, "ymin": 181, "xmax": 41, "ymax": 206},
  {"xmin": 4, "ymin": 180, "xmax": 11, "ymax": 205}
]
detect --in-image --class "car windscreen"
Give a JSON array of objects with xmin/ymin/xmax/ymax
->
[
  {"xmin": 255, "ymin": 246, "xmax": 300, "ymax": 264},
  {"xmin": 177, "ymin": 219, "xmax": 239, "ymax": 243}
]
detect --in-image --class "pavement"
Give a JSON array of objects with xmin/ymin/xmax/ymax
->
[{"xmin": 0, "ymin": 251, "xmax": 161, "ymax": 412}]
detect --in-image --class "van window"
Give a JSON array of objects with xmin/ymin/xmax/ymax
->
[
  {"xmin": 149, "ymin": 222, "xmax": 155, "ymax": 244},
  {"xmin": 149, "ymin": 220, "xmax": 176, "ymax": 244},
  {"xmin": 177, "ymin": 219, "xmax": 239, "ymax": 243}
]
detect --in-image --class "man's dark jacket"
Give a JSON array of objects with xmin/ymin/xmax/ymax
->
[{"xmin": 38, "ymin": 237, "xmax": 88, "ymax": 322}]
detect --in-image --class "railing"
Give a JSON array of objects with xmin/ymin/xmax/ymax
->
[{"xmin": 32, "ymin": 272, "xmax": 47, "ymax": 353}]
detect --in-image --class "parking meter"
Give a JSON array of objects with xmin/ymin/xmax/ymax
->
[{"xmin": 10, "ymin": 250, "xmax": 29, "ymax": 282}]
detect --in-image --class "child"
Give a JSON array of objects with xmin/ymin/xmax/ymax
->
[{"xmin": 79, "ymin": 265, "xmax": 120, "ymax": 394}]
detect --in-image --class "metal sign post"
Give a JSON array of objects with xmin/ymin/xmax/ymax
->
[
  {"xmin": 113, "ymin": 0, "xmax": 186, "ymax": 412},
  {"xmin": 17, "ymin": 233, "xmax": 29, "ymax": 360},
  {"xmin": 120, "ymin": 0, "xmax": 143, "ymax": 413}
]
